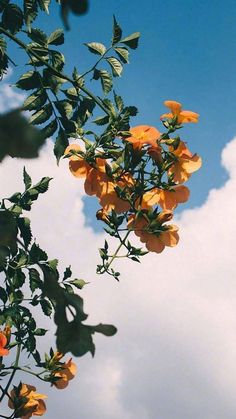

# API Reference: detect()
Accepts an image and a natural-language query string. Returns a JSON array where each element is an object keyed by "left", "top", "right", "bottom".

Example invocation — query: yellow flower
[
  {"left": 141, "top": 185, "right": 190, "bottom": 211},
  {"left": 9, "top": 384, "right": 47, "bottom": 419},
  {"left": 124, "top": 125, "right": 161, "bottom": 149},
  {"left": 127, "top": 211, "right": 179, "bottom": 253},
  {"left": 168, "top": 140, "right": 202, "bottom": 183},
  {"left": 160, "top": 100, "right": 199, "bottom": 124},
  {"left": 52, "top": 358, "right": 77, "bottom": 390}
]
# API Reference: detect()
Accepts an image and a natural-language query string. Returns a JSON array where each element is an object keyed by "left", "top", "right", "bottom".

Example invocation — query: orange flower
[
  {"left": 0, "top": 331, "right": 9, "bottom": 356},
  {"left": 65, "top": 144, "right": 91, "bottom": 178},
  {"left": 168, "top": 141, "right": 202, "bottom": 183},
  {"left": 147, "top": 143, "right": 163, "bottom": 164},
  {"left": 128, "top": 212, "right": 179, "bottom": 253},
  {"left": 84, "top": 158, "right": 109, "bottom": 197},
  {"left": 141, "top": 185, "right": 190, "bottom": 210},
  {"left": 124, "top": 125, "right": 161, "bottom": 149},
  {"left": 160, "top": 100, "right": 199, "bottom": 124},
  {"left": 52, "top": 359, "right": 77, "bottom": 390},
  {"left": 99, "top": 173, "right": 134, "bottom": 213},
  {"left": 9, "top": 384, "right": 47, "bottom": 419}
]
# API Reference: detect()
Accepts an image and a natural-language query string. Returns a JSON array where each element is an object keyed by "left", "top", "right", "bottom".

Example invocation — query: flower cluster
[{"left": 65, "top": 100, "right": 201, "bottom": 260}]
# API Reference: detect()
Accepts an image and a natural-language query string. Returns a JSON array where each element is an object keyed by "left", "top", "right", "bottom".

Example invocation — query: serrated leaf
[
  {"left": 112, "top": 15, "right": 122, "bottom": 45},
  {"left": 18, "top": 217, "right": 32, "bottom": 248},
  {"left": 24, "top": 0, "right": 38, "bottom": 30},
  {"left": 114, "top": 46, "right": 129, "bottom": 64},
  {"left": 40, "top": 299, "right": 52, "bottom": 316},
  {"left": 98, "top": 70, "right": 113, "bottom": 95},
  {"left": 92, "top": 115, "right": 109, "bottom": 126},
  {"left": 63, "top": 266, "right": 72, "bottom": 281},
  {"left": 85, "top": 42, "right": 106, "bottom": 55},
  {"left": 37, "top": 0, "right": 50, "bottom": 13},
  {"left": 106, "top": 57, "right": 123, "bottom": 77},
  {"left": 41, "top": 119, "right": 58, "bottom": 139},
  {"left": 48, "top": 28, "right": 64, "bottom": 45},
  {"left": 15, "top": 71, "right": 41, "bottom": 91},
  {"left": 29, "top": 268, "right": 42, "bottom": 293},
  {"left": 120, "top": 32, "right": 140, "bottom": 49},
  {"left": 54, "top": 128, "right": 69, "bottom": 163},
  {"left": 23, "top": 90, "right": 47, "bottom": 111},
  {"left": 29, "top": 243, "right": 47, "bottom": 263},
  {"left": 30, "top": 103, "right": 53, "bottom": 125},
  {"left": 2, "top": 3, "right": 24, "bottom": 34},
  {"left": 54, "top": 100, "right": 73, "bottom": 118},
  {"left": 50, "top": 50, "right": 65, "bottom": 71},
  {"left": 114, "top": 92, "right": 124, "bottom": 112},
  {"left": 123, "top": 106, "right": 138, "bottom": 116},
  {"left": 23, "top": 167, "right": 32, "bottom": 190},
  {"left": 27, "top": 28, "right": 47, "bottom": 45},
  {"left": 33, "top": 176, "right": 52, "bottom": 193}
]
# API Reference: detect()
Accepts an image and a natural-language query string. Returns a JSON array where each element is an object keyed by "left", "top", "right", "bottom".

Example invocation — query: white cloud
[
  {"left": 0, "top": 77, "right": 25, "bottom": 113},
  {"left": 1, "top": 103, "right": 236, "bottom": 417}
]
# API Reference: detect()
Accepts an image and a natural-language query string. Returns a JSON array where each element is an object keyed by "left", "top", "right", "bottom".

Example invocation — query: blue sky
[
  {"left": 3, "top": 3, "right": 236, "bottom": 417},
  {"left": 8, "top": 0, "right": 236, "bottom": 220}
]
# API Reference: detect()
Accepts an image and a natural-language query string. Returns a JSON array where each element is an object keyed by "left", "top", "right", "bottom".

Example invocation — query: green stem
[
  {"left": 105, "top": 230, "right": 131, "bottom": 271},
  {"left": 0, "top": 27, "right": 110, "bottom": 116},
  {"left": 0, "top": 344, "right": 21, "bottom": 402},
  {"left": 80, "top": 45, "right": 113, "bottom": 79}
]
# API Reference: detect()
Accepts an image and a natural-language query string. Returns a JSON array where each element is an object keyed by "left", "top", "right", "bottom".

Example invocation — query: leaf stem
[
  {"left": 0, "top": 27, "right": 110, "bottom": 116},
  {"left": 0, "top": 344, "right": 21, "bottom": 402}
]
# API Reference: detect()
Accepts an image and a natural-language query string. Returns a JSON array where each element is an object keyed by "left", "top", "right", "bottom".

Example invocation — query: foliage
[{"left": 0, "top": 2, "right": 201, "bottom": 418}]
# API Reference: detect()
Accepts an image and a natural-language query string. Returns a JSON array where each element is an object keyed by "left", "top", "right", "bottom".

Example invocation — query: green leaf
[
  {"left": 23, "top": 90, "right": 47, "bottom": 111},
  {"left": 92, "top": 323, "right": 117, "bottom": 336},
  {"left": 23, "top": 167, "right": 32, "bottom": 190},
  {"left": 30, "top": 104, "right": 53, "bottom": 125},
  {"left": 114, "top": 46, "right": 129, "bottom": 64},
  {"left": 0, "top": 286, "right": 7, "bottom": 304},
  {"left": 0, "top": 36, "right": 8, "bottom": 78},
  {"left": 123, "top": 106, "right": 138, "bottom": 116},
  {"left": 0, "top": 0, "right": 9, "bottom": 13},
  {"left": 98, "top": 70, "right": 113, "bottom": 95},
  {"left": 37, "top": 0, "right": 50, "bottom": 13},
  {"left": 50, "top": 50, "right": 65, "bottom": 71},
  {"left": 120, "top": 32, "right": 140, "bottom": 49},
  {"left": 106, "top": 57, "right": 123, "bottom": 77},
  {"left": 18, "top": 217, "right": 32, "bottom": 248},
  {"left": 23, "top": 0, "right": 38, "bottom": 30},
  {"left": 2, "top": 4, "right": 24, "bottom": 34},
  {"left": 92, "top": 115, "right": 109, "bottom": 126},
  {"left": 0, "top": 246, "right": 9, "bottom": 272},
  {"left": 114, "top": 92, "right": 124, "bottom": 112},
  {"left": 54, "top": 100, "right": 73, "bottom": 118},
  {"left": 48, "top": 28, "right": 64, "bottom": 45},
  {"left": 41, "top": 119, "right": 58, "bottom": 139},
  {"left": 54, "top": 128, "right": 69, "bottom": 163},
  {"left": 29, "top": 107, "right": 51, "bottom": 126},
  {"left": 33, "top": 176, "right": 52, "bottom": 194},
  {"left": 69, "top": 279, "right": 88, "bottom": 289},
  {"left": 40, "top": 299, "right": 52, "bottom": 316},
  {"left": 27, "top": 28, "right": 48, "bottom": 45},
  {"left": 112, "top": 15, "right": 122, "bottom": 45},
  {"left": 0, "top": 210, "right": 17, "bottom": 251},
  {"left": 63, "top": 266, "right": 72, "bottom": 280},
  {"left": 29, "top": 243, "right": 48, "bottom": 263},
  {"left": 29, "top": 268, "right": 42, "bottom": 293},
  {"left": 85, "top": 42, "right": 106, "bottom": 55},
  {"left": 34, "top": 328, "right": 47, "bottom": 336},
  {"left": 15, "top": 71, "right": 41, "bottom": 91}
]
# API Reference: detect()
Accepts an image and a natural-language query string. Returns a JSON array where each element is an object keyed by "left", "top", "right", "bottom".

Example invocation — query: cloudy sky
[{"left": 2, "top": 1, "right": 236, "bottom": 418}]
